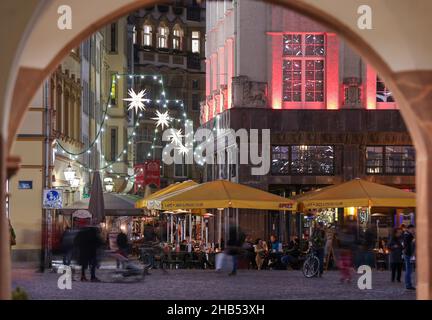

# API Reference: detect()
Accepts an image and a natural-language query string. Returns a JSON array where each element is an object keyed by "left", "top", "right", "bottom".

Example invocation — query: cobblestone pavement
[{"left": 12, "top": 263, "right": 416, "bottom": 300}]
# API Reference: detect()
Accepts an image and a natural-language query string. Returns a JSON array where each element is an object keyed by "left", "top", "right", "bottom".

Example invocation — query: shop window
[{"left": 282, "top": 34, "right": 325, "bottom": 102}]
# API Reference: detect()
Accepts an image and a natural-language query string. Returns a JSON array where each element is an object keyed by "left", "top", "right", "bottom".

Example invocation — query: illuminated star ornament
[
  {"left": 168, "top": 128, "right": 183, "bottom": 146},
  {"left": 152, "top": 110, "right": 171, "bottom": 130},
  {"left": 123, "top": 88, "right": 150, "bottom": 113},
  {"left": 176, "top": 144, "right": 190, "bottom": 156}
]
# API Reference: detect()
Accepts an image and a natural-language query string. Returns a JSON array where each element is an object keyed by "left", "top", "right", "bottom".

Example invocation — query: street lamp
[{"left": 64, "top": 163, "right": 76, "bottom": 183}]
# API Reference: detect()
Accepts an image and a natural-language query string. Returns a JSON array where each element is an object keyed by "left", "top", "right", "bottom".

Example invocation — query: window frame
[
  {"left": 271, "top": 145, "right": 335, "bottom": 176},
  {"left": 142, "top": 24, "right": 153, "bottom": 47},
  {"left": 366, "top": 145, "right": 415, "bottom": 176},
  {"left": 282, "top": 33, "right": 326, "bottom": 109},
  {"left": 157, "top": 25, "right": 169, "bottom": 49},
  {"left": 191, "top": 31, "right": 200, "bottom": 53}
]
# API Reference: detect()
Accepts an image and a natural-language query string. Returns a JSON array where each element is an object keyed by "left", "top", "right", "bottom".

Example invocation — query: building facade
[
  {"left": 203, "top": 0, "right": 415, "bottom": 241},
  {"left": 128, "top": 1, "right": 206, "bottom": 190}
]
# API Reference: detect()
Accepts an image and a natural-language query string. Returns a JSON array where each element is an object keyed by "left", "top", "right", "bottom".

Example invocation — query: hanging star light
[
  {"left": 176, "top": 143, "right": 190, "bottom": 156},
  {"left": 152, "top": 110, "right": 171, "bottom": 130},
  {"left": 168, "top": 128, "right": 184, "bottom": 146},
  {"left": 123, "top": 88, "right": 150, "bottom": 113}
]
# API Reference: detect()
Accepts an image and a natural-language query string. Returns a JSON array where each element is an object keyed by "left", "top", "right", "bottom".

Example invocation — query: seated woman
[{"left": 254, "top": 239, "right": 268, "bottom": 270}]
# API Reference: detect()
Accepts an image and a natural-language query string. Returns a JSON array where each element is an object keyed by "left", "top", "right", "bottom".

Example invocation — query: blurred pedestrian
[
  {"left": 116, "top": 230, "right": 129, "bottom": 269},
  {"left": 60, "top": 226, "right": 76, "bottom": 266},
  {"left": 402, "top": 224, "right": 416, "bottom": 290},
  {"left": 225, "top": 226, "right": 245, "bottom": 276},
  {"left": 388, "top": 228, "right": 403, "bottom": 283},
  {"left": 74, "top": 226, "right": 103, "bottom": 282}
]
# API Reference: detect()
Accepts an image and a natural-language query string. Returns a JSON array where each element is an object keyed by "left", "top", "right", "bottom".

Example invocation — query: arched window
[
  {"left": 132, "top": 25, "right": 136, "bottom": 44},
  {"left": 142, "top": 23, "right": 153, "bottom": 47},
  {"left": 157, "top": 24, "right": 169, "bottom": 49},
  {"left": 172, "top": 24, "right": 183, "bottom": 51}
]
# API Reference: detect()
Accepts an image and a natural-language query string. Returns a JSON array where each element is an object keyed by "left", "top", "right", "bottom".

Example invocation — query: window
[
  {"left": 82, "top": 80, "right": 89, "bottom": 115},
  {"left": 110, "top": 128, "right": 118, "bottom": 161},
  {"left": 157, "top": 25, "right": 169, "bottom": 49},
  {"left": 175, "top": 163, "right": 188, "bottom": 177},
  {"left": 192, "top": 93, "right": 200, "bottom": 111},
  {"left": 271, "top": 145, "right": 334, "bottom": 175},
  {"left": 89, "top": 91, "right": 94, "bottom": 119},
  {"left": 110, "top": 23, "right": 117, "bottom": 52},
  {"left": 172, "top": 25, "right": 183, "bottom": 51},
  {"left": 282, "top": 34, "right": 325, "bottom": 102},
  {"left": 192, "top": 79, "right": 199, "bottom": 89},
  {"left": 110, "top": 74, "right": 117, "bottom": 105},
  {"left": 376, "top": 77, "right": 394, "bottom": 102},
  {"left": 366, "top": 146, "right": 415, "bottom": 175},
  {"left": 291, "top": 145, "right": 333, "bottom": 174},
  {"left": 191, "top": 31, "right": 200, "bottom": 53},
  {"left": 365, "top": 146, "right": 384, "bottom": 174},
  {"left": 271, "top": 146, "right": 290, "bottom": 175},
  {"left": 132, "top": 26, "right": 137, "bottom": 44},
  {"left": 143, "top": 24, "right": 153, "bottom": 46}
]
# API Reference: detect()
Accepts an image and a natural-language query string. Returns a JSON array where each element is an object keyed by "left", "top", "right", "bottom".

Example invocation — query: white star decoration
[
  {"left": 123, "top": 88, "right": 150, "bottom": 113},
  {"left": 152, "top": 110, "right": 171, "bottom": 130},
  {"left": 176, "top": 144, "right": 190, "bottom": 156},
  {"left": 168, "top": 128, "right": 184, "bottom": 146}
]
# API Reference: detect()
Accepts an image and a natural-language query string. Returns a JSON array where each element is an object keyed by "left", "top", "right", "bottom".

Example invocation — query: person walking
[
  {"left": 74, "top": 226, "right": 103, "bottom": 282},
  {"left": 225, "top": 225, "right": 245, "bottom": 276},
  {"left": 60, "top": 226, "right": 76, "bottom": 266},
  {"left": 311, "top": 222, "right": 326, "bottom": 277},
  {"left": 402, "top": 224, "right": 416, "bottom": 290},
  {"left": 116, "top": 230, "right": 129, "bottom": 269},
  {"left": 388, "top": 228, "right": 403, "bottom": 283}
]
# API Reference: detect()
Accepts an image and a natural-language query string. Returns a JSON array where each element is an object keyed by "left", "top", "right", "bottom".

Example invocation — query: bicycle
[{"left": 302, "top": 248, "right": 320, "bottom": 278}]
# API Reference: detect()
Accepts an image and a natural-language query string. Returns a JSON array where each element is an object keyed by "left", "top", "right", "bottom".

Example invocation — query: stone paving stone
[{"left": 11, "top": 266, "right": 416, "bottom": 300}]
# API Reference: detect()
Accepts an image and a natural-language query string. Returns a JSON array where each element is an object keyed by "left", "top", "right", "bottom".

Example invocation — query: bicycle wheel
[{"left": 302, "top": 256, "right": 320, "bottom": 278}]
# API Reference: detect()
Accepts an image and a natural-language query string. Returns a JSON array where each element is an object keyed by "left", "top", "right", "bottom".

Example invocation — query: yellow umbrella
[
  {"left": 297, "top": 178, "right": 415, "bottom": 209},
  {"left": 147, "top": 180, "right": 296, "bottom": 211},
  {"left": 135, "top": 180, "right": 198, "bottom": 208}
]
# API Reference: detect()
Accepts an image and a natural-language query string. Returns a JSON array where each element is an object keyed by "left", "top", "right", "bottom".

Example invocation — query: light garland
[{"left": 57, "top": 72, "right": 196, "bottom": 182}]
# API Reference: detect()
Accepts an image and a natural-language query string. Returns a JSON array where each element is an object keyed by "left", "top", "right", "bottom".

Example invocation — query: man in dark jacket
[
  {"left": 74, "top": 226, "right": 103, "bottom": 282},
  {"left": 403, "top": 224, "right": 415, "bottom": 290},
  {"left": 225, "top": 226, "right": 245, "bottom": 276},
  {"left": 388, "top": 228, "right": 403, "bottom": 282}
]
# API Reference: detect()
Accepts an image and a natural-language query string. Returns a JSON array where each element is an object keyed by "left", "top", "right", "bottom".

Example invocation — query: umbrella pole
[
  {"left": 166, "top": 214, "right": 169, "bottom": 243},
  {"left": 170, "top": 214, "right": 174, "bottom": 244},
  {"left": 218, "top": 209, "right": 222, "bottom": 247},
  {"left": 189, "top": 214, "right": 192, "bottom": 243}
]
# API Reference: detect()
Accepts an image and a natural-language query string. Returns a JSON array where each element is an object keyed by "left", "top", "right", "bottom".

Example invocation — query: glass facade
[
  {"left": 366, "top": 146, "right": 415, "bottom": 175},
  {"left": 271, "top": 145, "right": 334, "bottom": 175}
]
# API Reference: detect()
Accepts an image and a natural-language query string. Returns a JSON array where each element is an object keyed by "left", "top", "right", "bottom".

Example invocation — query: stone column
[{"left": 0, "top": 138, "right": 11, "bottom": 299}]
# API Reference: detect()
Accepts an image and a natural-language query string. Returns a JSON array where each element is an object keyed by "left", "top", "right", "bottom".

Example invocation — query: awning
[
  {"left": 61, "top": 193, "right": 144, "bottom": 216},
  {"left": 135, "top": 180, "right": 198, "bottom": 209},
  {"left": 295, "top": 178, "right": 416, "bottom": 209},
  {"left": 147, "top": 180, "right": 296, "bottom": 211}
]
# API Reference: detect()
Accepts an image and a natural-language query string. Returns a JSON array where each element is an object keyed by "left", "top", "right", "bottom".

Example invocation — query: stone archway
[{"left": 1, "top": 0, "right": 432, "bottom": 299}]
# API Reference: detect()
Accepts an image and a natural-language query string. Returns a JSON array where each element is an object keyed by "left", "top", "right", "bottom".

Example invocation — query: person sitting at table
[
  {"left": 268, "top": 235, "right": 283, "bottom": 269},
  {"left": 180, "top": 239, "right": 188, "bottom": 252},
  {"left": 254, "top": 239, "right": 268, "bottom": 270},
  {"left": 281, "top": 237, "right": 301, "bottom": 269}
]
